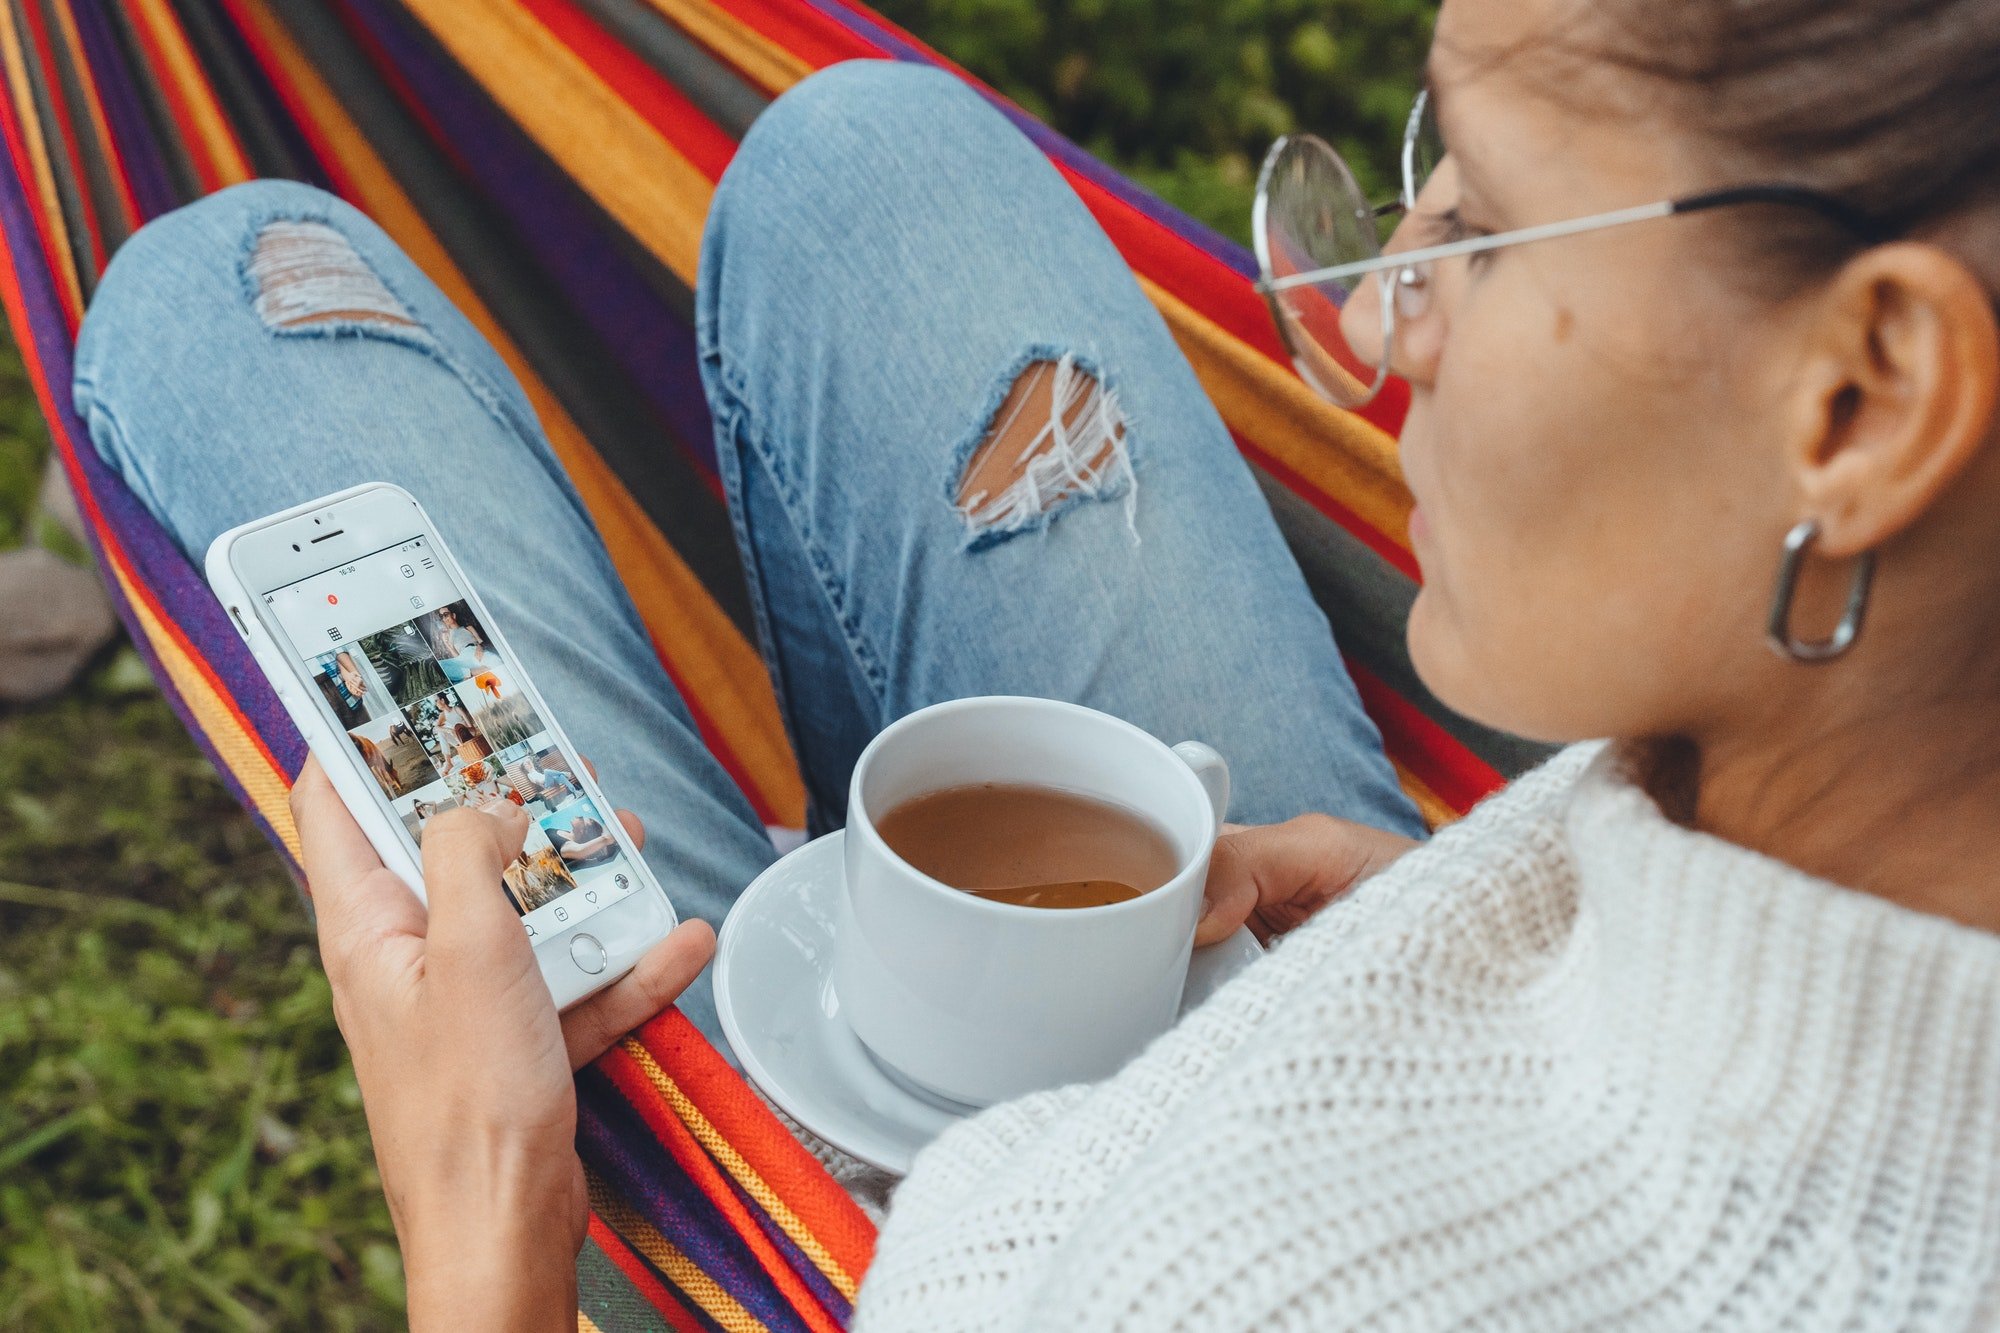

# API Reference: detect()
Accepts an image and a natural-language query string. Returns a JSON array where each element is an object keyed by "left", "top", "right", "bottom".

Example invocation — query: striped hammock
[{"left": 0, "top": 0, "right": 1548, "bottom": 1327}]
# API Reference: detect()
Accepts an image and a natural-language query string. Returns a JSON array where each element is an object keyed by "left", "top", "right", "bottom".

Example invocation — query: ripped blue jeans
[{"left": 72, "top": 59, "right": 1421, "bottom": 1043}]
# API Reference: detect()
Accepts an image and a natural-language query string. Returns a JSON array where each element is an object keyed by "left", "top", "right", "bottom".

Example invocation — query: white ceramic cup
[{"left": 834, "top": 696, "right": 1231, "bottom": 1108}]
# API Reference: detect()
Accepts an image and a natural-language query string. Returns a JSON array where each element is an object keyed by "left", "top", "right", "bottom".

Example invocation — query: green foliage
[
  {"left": 0, "top": 651, "right": 403, "bottom": 1328},
  {"left": 874, "top": 0, "right": 1436, "bottom": 242}
]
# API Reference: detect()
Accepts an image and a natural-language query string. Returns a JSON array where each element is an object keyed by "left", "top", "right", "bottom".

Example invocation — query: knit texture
[{"left": 853, "top": 745, "right": 2000, "bottom": 1330}]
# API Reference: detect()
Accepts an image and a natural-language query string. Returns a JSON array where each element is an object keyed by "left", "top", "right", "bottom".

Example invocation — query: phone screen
[{"left": 261, "top": 534, "right": 641, "bottom": 940}]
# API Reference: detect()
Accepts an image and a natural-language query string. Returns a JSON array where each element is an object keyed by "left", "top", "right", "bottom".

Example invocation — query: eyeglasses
[{"left": 1252, "top": 90, "right": 1890, "bottom": 409}]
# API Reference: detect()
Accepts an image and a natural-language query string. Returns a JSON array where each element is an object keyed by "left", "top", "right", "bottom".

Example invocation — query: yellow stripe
[
  {"left": 234, "top": 0, "right": 806, "bottom": 825},
  {"left": 1391, "top": 758, "right": 1457, "bottom": 831},
  {"left": 577, "top": 1315, "right": 603, "bottom": 1333},
  {"left": 48, "top": 0, "right": 133, "bottom": 234},
  {"left": 398, "top": 0, "right": 712, "bottom": 288},
  {"left": 588, "top": 1175, "right": 771, "bottom": 1333},
  {"left": 638, "top": 0, "right": 811, "bottom": 95},
  {"left": 621, "top": 1039, "right": 859, "bottom": 1301},
  {"left": 0, "top": 0, "right": 85, "bottom": 317},
  {"left": 1140, "top": 275, "right": 1413, "bottom": 553},
  {"left": 125, "top": 0, "right": 252, "bottom": 185}
]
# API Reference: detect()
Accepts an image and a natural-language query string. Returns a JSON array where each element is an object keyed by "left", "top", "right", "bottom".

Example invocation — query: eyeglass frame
[{"left": 1252, "top": 90, "right": 1891, "bottom": 402}]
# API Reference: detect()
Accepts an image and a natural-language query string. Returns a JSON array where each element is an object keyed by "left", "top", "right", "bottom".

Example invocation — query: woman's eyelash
[{"left": 1433, "top": 206, "right": 1488, "bottom": 244}]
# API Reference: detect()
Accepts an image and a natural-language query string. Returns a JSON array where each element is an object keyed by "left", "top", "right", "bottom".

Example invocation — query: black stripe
[
  {"left": 96, "top": 0, "right": 205, "bottom": 210},
  {"left": 6, "top": 0, "right": 95, "bottom": 297},
  {"left": 569, "top": 0, "right": 769, "bottom": 140},
  {"left": 28, "top": 0, "right": 128, "bottom": 256},
  {"left": 1256, "top": 467, "right": 1554, "bottom": 779},
  {"left": 164, "top": 0, "right": 323, "bottom": 183},
  {"left": 261, "top": 0, "right": 756, "bottom": 639}
]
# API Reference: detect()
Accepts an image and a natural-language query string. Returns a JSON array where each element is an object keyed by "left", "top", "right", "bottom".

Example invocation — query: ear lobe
[{"left": 1798, "top": 243, "right": 2000, "bottom": 557}]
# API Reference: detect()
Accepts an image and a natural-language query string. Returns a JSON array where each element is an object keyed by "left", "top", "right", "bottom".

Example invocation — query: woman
[
  {"left": 428, "top": 604, "right": 496, "bottom": 686},
  {"left": 70, "top": 0, "right": 2000, "bottom": 1323}
]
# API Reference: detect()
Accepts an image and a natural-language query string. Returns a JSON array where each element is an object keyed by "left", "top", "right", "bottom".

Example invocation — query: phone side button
[{"left": 568, "top": 933, "right": 607, "bottom": 975}]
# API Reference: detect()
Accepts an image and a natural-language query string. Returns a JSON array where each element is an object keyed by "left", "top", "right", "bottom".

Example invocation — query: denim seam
[
  {"left": 944, "top": 341, "right": 1139, "bottom": 553},
  {"left": 702, "top": 345, "right": 891, "bottom": 713}
]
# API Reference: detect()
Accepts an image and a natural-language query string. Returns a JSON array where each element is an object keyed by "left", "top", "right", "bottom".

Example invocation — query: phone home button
[{"left": 569, "top": 933, "right": 607, "bottom": 976}]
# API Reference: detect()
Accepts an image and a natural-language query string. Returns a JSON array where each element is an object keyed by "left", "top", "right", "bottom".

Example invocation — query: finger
[
  {"left": 581, "top": 756, "right": 597, "bottom": 781},
  {"left": 561, "top": 920, "right": 717, "bottom": 1070},
  {"left": 419, "top": 803, "right": 534, "bottom": 973},
  {"left": 615, "top": 809, "right": 645, "bottom": 853},
  {"left": 1231, "top": 815, "right": 1416, "bottom": 936},
  {"left": 292, "top": 757, "right": 424, "bottom": 943},
  {"left": 1195, "top": 830, "right": 1260, "bottom": 947}
]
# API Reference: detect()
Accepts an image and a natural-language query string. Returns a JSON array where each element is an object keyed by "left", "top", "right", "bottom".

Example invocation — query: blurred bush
[{"left": 874, "top": 0, "right": 1435, "bottom": 240}]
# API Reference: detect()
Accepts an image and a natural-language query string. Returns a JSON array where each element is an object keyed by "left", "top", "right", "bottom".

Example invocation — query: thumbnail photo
[
  {"left": 358, "top": 621, "right": 449, "bottom": 708},
  {"left": 464, "top": 674, "right": 543, "bottom": 752},
  {"left": 397, "top": 786, "right": 461, "bottom": 845},
  {"left": 407, "top": 687, "right": 492, "bottom": 780},
  {"left": 415, "top": 601, "right": 517, "bottom": 697},
  {"left": 444, "top": 756, "right": 520, "bottom": 814},
  {"left": 502, "top": 825, "right": 577, "bottom": 915},
  {"left": 494, "top": 742, "right": 585, "bottom": 820},
  {"left": 538, "top": 795, "right": 622, "bottom": 886},
  {"left": 348, "top": 711, "right": 441, "bottom": 800},
  {"left": 309, "top": 646, "right": 394, "bottom": 730}
]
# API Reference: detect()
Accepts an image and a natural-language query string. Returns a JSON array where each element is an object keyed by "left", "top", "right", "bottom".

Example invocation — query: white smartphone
[{"left": 206, "top": 482, "right": 677, "bottom": 1010}]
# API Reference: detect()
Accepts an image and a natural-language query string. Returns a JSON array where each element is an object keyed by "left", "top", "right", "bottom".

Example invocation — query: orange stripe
[
  {"left": 397, "top": 0, "right": 712, "bottom": 287},
  {"left": 586, "top": 1212, "right": 710, "bottom": 1333},
  {"left": 586, "top": 1177, "right": 772, "bottom": 1333},
  {"left": 230, "top": 0, "right": 805, "bottom": 826},
  {"left": 601, "top": 1044, "right": 849, "bottom": 1325},
  {"left": 638, "top": 0, "right": 811, "bottom": 93},
  {"left": 1141, "top": 273, "right": 1412, "bottom": 558},
  {"left": 636, "top": 1011, "right": 876, "bottom": 1280},
  {"left": 124, "top": 0, "right": 252, "bottom": 189},
  {"left": 47, "top": 0, "right": 139, "bottom": 235},
  {"left": 0, "top": 0, "right": 82, "bottom": 322},
  {"left": 15, "top": 0, "right": 107, "bottom": 273}
]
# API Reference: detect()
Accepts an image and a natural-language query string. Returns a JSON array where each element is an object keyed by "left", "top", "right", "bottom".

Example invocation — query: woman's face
[{"left": 1344, "top": 0, "right": 1809, "bottom": 743}]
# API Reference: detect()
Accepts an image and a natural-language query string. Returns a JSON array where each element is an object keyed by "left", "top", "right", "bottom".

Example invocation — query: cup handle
[{"left": 1171, "top": 741, "right": 1231, "bottom": 833}]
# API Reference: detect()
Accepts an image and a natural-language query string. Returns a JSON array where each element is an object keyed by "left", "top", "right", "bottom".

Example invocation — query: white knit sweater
[{"left": 853, "top": 745, "right": 2000, "bottom": 1330}]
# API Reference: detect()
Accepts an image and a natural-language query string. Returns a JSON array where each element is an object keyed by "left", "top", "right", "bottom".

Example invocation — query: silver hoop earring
[{"left": 1766, "top": 518, "right": 1875, "bottom": 663}]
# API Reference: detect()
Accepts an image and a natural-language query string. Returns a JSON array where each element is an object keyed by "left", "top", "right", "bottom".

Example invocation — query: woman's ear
[{"left": 1786, "top": 242, "right": 2000, "bottom": 556}]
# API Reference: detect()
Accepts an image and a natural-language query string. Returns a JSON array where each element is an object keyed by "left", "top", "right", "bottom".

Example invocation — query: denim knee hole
[
  {"left": 951, "top": 351, "right": 1138, "bottom": 550},
  {"left": 245, "top": 220, "right": 421, "bottom": 335}
]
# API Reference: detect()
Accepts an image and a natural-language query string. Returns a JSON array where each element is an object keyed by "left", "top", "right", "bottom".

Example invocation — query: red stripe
[
  {"left": 213, "top": 0, "right": 363, "bottom": 199},
  {"left": 636, "top": 1010, "right": 877, "bottom": 1279},
  {"left": 120, "top": 2, "right": 232, "bottom": 193},
  {"left": 52, "top": 0, "right": 141, "bottom": 233},
  {"left": 17, "top": 0, "right": 107, "bottom": 273},
  {"left": 519, "top": 0, "right": 736, "bottom": 183},
  {"left": 1350, "top": 661, "right": 1504, "bottom": 815},
  {"left": 585, "top": 1212, "right": 710, "bottom": 1333},
  {"left": 599, "top": 1044, "right": 847, "bottom": 1333}
]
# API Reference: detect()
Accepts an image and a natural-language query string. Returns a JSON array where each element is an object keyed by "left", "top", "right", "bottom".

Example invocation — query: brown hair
[{"left": 1569, "top": 0, "right": 2000, "bottom": 278}]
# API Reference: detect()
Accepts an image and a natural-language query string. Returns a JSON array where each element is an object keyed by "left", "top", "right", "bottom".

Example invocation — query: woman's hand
[
  {"left": 291, "top": 757, "right": 715, "bottom": 1331},
  {"left": 1194, "top": 814, "right": 1419, "bottom": 947}
]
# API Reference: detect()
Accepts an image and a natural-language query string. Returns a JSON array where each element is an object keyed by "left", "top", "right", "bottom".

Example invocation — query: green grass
[
  {"left": 0, "top": 331, "right": 403, "bottom": 1327},
  {"left": 0, "top": 4, "right": 1433, "bottom": 1324}
]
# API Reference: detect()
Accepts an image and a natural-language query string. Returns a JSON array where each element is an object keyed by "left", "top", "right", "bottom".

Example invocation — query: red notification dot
[{"left": 326, "top": 594, "right": 339, "bottom": 605}]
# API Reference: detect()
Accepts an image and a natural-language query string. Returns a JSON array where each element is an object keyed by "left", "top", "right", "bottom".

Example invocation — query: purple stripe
[
  {"left": 337, "top": 0, "right": 719, "bottom": 475},
  {"left": 577, "top": 1067, "right": 818, "bottom": 1333},
  {"left": 725, "top": 1168, "right": 851, "bottom": 1325},
  {"left": 0, "top": 70, "right": 306, "bottom": 865},
  {"left": 65, "top": 0, "right": 176, "bottom": 221},
  {"left": 784, "top": 0, "right": 1259, "bottom": 279}
]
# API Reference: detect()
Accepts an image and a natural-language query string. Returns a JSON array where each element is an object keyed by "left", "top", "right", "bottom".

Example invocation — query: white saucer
[{"left": 715, "top": 830, "right": 1265, "bottom": 1175}]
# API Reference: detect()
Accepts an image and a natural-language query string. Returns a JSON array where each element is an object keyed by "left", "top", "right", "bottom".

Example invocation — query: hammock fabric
[{"left": 0, "top": 0, "right": 1550, "bottom": 1327}]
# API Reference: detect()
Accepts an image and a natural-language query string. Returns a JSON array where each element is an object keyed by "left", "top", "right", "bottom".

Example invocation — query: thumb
[
  {"left": 418, "top": 804, "right": 533, "bottom": 976},
  {"left": 1196, "top": 830, "right": 1259, "bottom": 947}
]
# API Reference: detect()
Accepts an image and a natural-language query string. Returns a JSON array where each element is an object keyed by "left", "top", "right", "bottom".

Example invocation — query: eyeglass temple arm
[
  {"left": 1260, "top": 200, "right": 1675, "bottom": 294},
  {"left": 1263, "top": 185, "right": 1886, "bottom": 295}
]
